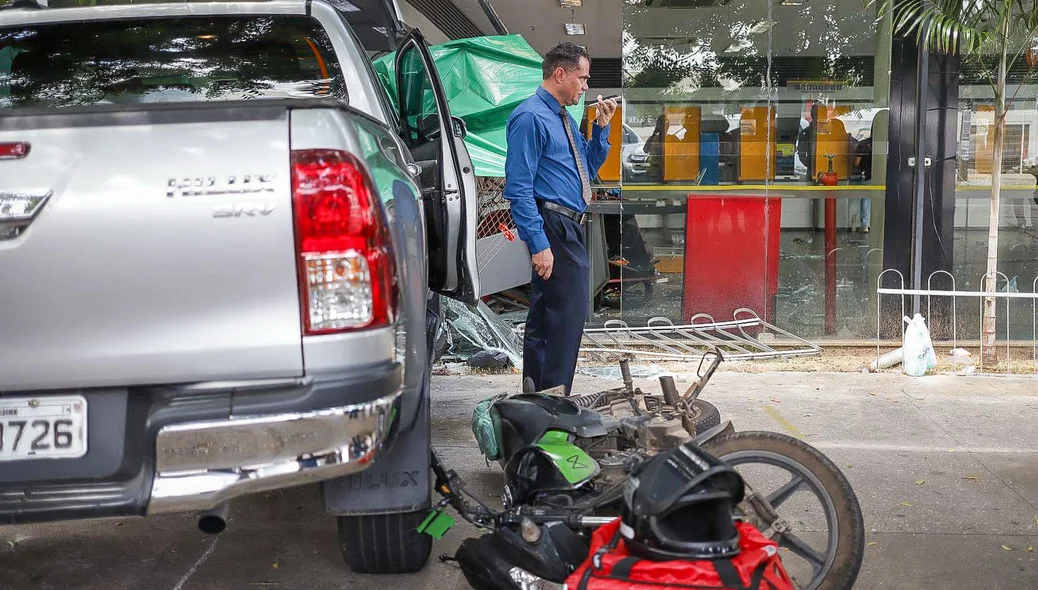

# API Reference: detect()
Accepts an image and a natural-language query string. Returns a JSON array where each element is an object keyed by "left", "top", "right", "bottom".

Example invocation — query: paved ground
[{"left": 1, "top": 370, "right": 1037, "bottom": 589}]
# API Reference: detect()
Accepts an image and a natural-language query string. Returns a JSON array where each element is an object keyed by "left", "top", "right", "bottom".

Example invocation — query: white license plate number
[{"left": 0, "top": 395, "right": 87, "bottom": 461}]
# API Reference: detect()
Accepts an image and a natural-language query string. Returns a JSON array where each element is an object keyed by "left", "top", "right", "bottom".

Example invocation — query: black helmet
[{"left": 619, "top": 441, "right": 745, "bottom": 561}]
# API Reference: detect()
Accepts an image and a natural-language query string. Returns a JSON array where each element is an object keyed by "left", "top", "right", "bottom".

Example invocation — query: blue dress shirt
[{"left": 503, "top": 86, "right": 611, "bottom": 255}]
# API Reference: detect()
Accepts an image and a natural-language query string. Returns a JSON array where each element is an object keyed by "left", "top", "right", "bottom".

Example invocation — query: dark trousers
[{"left": 522, "top": 208, "right": 589, "bottom": 395}]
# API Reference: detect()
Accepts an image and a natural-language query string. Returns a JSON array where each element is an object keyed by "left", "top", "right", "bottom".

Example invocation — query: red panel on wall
[{"left": 681, "top": 196, "right": 781, "bottom": 325}]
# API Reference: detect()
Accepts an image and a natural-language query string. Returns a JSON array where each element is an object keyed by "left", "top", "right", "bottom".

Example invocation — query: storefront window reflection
[
  {"left": 599, "top": 0, "right": 893, "bottom": 340},
  {"left": 950, "top": 54, "right": 1038, "bottom": 341}
]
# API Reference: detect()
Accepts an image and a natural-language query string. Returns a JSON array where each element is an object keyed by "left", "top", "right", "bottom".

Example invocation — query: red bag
[{"left": 564, "top": 518, "right": 795, "bottom": 590}]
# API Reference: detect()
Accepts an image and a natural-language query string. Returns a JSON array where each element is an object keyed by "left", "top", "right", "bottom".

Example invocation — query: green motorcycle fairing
[{"left": 535, "top": 430, "right": 600, "bottom": 485}]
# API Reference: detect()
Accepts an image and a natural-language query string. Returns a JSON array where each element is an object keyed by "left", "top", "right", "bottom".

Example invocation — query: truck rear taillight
[
  {"left": 291, "top": 149, "right": 395, "bottom": 335},
  {"left": 0, "top": 142, "right": 30, "bottom": 160}
]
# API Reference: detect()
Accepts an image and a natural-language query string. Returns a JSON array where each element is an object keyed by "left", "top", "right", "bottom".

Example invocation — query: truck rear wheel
[{"left": 337, "top": 510, "right": 433, "bottom": 574}]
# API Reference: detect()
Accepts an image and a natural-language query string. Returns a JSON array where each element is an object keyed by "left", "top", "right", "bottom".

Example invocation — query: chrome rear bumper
[{"left": 146, "top": 389, "right": 400, "bottom": 514}]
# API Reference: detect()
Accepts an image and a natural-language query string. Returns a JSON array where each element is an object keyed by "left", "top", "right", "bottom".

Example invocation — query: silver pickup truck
[{"left": 0, "top": 0, "right": 479, "bottom": 574}]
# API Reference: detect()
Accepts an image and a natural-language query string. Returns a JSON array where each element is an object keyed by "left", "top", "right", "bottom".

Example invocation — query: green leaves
[
  {"left": 871, "top": 0, "right": 1038, "bottom": 59},
  {"left": 878, "top": 0, "right": 998, "bottom": 55}
]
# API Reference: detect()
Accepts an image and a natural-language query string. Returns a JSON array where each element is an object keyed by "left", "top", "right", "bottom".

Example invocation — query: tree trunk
[{"left": 981, "top": 15, "right": 1011, "bottom": 366}]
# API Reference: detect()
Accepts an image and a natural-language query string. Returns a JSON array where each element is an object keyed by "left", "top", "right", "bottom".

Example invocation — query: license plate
[{"left": 0, "top": 395, "right": 87, "bottom": 461}]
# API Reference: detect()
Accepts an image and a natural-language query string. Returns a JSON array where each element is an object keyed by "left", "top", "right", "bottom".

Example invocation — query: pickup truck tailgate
[{"left": 0, "top": 108, "right": 303, "bottom": 390}]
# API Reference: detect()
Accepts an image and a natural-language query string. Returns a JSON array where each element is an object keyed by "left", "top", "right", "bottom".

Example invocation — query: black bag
[{"left": 455, "top": 521, "right": 590, "bottom": 590}]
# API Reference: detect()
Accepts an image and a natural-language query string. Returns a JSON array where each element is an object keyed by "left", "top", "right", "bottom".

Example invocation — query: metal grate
[
  {"left": 475, "top": 176, "right": 518, "bottom": 273},
  {"left": 405, "top": 0, "right": 484, "bottom": 40},
  {"left": 589, "top": 57, "right": 623, "bottom": 89}
]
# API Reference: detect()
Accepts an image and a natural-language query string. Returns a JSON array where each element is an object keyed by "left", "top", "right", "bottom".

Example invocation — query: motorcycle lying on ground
[{"left": 426, "top": 351, "right": 865, "bottom": 590}]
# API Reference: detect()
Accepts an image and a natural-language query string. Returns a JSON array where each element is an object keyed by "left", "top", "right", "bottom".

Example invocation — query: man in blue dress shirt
[{"left": 503, "top": 41, "right": 616, "bottom": 395}]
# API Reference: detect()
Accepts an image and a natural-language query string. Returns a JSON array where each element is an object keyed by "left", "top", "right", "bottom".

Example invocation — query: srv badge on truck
[{"left": 213, "top": 203, "right": 277, "bottom": 218}]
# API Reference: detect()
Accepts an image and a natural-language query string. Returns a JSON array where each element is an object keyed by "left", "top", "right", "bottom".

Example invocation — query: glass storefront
[
  {"left": 582, "top": 0, "right": 1037, "bottom": 343},
  {"left": 950, "top": 51, "right": 1038, "bottom": 340},
  {"left": 588, "top": 0, "right": 896, "bottom": 340}
]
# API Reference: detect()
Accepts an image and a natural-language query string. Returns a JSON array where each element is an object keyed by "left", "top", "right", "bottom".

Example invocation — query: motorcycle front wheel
[{"left": 701, "top": 431, "right": 865, "bottom": 590}]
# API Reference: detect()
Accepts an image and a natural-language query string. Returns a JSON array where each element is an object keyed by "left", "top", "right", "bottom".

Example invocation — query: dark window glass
[{"left": 0, "top": 16, "right": 347, "bottom": 109}]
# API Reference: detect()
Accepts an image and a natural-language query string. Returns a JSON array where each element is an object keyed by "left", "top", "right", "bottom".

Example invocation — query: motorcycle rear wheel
[{"left": 701, "top": 431, "right": 864, "bottom": 590}]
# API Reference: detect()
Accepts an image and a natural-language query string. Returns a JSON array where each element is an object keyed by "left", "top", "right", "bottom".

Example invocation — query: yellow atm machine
[
  {"left": 587, "top": 102, "right": 624, "bottom": 182},
  {"left": 663, "top": 106, "right": 701, "bottom": 182},
  {"left": 739, "top": 106, "right": 776, "bottom": 181},
  {"left": 971, "top": 105, "right": 996, "bottom": 174},
  {"left": 813, "top": 105, "right": 852, "bottom": 181}
]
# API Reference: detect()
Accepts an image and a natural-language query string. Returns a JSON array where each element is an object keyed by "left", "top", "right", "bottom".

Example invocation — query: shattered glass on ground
[
  {"left": 441, "top": 296, "right": 523, "bottom": 370},
  {"left": 576, "top": 363, "right": 671, "bottom": 380}
]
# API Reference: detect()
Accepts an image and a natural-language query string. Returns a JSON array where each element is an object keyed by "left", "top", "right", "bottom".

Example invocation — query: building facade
[{"left": 592, "top": 0, "right": 1038, "bottom": 342}]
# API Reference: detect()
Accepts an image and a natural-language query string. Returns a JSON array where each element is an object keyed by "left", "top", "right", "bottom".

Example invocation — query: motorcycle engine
[{"left": 598, "top": 451, "right": 645, "bottom": 486}]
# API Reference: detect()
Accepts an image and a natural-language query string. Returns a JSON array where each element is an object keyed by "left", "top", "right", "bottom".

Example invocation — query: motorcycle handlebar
[{"left": 500, "top": 513, "right": 617, "bottom": 528}]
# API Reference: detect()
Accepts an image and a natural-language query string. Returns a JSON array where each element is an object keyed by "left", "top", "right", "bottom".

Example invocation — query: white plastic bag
[{"left": 902, "top": 314, "right": 937, "bottom": 377}]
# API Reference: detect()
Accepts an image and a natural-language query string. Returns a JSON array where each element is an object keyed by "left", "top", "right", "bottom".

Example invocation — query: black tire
[
  {"left": 690, "top": 400, "right": 721, "bottom": 432},
  {"left": 337, "top": 510, "right": 433, "bottom": 574},
  {"left": 701, "top": 431, "right": 865, "bottom": 590}
]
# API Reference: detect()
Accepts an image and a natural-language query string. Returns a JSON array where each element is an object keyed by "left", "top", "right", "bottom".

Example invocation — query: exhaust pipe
[{"left": 198, "top": 502, "right": 230, "bottom": 535}]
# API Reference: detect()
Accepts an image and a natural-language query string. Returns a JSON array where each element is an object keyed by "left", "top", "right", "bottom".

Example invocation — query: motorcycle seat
[{"left": 492, "top": 394, "right": 611, "bottom": 461}]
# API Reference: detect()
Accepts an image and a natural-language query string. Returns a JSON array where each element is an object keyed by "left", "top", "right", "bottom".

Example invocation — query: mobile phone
[{"left": 586, "top": 94, "right": 620, "bottom": 108}]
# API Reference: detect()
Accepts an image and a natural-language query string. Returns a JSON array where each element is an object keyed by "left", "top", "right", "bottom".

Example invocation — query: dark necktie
[{"left": 559, "top": 107, "right": 593, "bottom": 207}]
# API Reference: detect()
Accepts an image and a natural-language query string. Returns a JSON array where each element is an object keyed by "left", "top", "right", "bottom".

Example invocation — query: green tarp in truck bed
[{"left": 372, "top": 34, "right": 585, "bottom": 178}]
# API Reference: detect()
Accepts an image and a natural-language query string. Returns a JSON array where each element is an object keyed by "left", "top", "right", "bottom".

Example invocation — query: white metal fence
[{"left": 876, "top": 269, "right": 1038, "bottom": 376}]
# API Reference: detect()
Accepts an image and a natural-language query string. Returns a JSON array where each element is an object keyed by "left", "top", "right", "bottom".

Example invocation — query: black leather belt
[{"left": 537, "top": 199, "right": 588, "bottom": 225}]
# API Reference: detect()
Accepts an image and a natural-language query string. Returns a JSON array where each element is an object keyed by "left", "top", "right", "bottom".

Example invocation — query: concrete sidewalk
[{"left": 0, "top": 370, "right": 1035, "bottom": 589}]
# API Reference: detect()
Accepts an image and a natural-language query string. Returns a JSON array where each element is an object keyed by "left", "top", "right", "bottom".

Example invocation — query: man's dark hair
[{"left": 542, "top": 42, "right": 590, "bottom": 80}]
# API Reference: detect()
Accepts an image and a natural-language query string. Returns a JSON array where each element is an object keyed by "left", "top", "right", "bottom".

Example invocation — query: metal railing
[
  {"left": 579, "top": 308, "right": 821, "bottom": 362},
  {"left": 876, "top": 269, "right": 1038, "bottom": 376}
]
